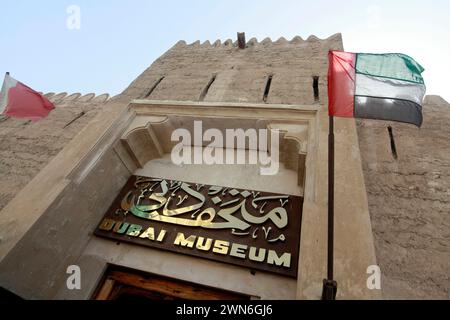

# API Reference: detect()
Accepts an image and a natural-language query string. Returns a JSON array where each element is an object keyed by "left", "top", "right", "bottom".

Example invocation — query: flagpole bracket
[{"left": 321, "top": 279, "right": 338, "bottom": 300}]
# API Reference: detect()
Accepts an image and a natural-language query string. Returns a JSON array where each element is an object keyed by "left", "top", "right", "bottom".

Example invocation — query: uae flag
[
  {"left": 328, "top": 51, "right": 425, "bottom": 127},
  {"left": 0, "top": 73, "right": 55, "bottom": 120}
]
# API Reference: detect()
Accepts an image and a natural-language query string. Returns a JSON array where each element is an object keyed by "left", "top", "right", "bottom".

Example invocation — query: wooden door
[{"left": 93, "top": 265, "right": 251, "bottom": 300}]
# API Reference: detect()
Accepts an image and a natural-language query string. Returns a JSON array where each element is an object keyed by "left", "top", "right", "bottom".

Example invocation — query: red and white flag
[{"left": 0, "top": 73, "right": 55, "bottom": 121}]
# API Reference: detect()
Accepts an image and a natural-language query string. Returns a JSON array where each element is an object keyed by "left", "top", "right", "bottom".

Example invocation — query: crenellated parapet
[
  {"left": 42, "top": 92, "right": 111, "bottom": 104},
  {"left": 122, "top": 33, "right": 344, "bottom": 104},
  {"left": 172, "top": 33, "right": 342, "bottom": 49}
]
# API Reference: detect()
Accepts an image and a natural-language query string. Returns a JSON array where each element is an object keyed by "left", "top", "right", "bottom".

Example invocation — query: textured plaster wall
[
  {"left": 1, "top": 34, "right": 369, "bottom": 300},
  {"left": 0, "top": 93, "right": 134, "bottom": 298},
  {"left": 129, "top": 36, "right": 447, "bottom": 299},
  {"left": 0, "top": 34, "right": 342, "bottom": 215},
  {"left": 120, "top": 35, "right": 379, "bottom": 299},
  {"left": 0, "top": 93, "right": 110, "bottom": 211},
  {"left": 122, "top": 35, "right": 341, "bottom": 104},
  {"left": 0, "top": 33, "right": 447, "bottom": 299},
  {"left": 0, "top": 34, "right": 376, "bottom": 300},
  {"left": 356, "top": 95, "right": 450, "bottom": 299}
]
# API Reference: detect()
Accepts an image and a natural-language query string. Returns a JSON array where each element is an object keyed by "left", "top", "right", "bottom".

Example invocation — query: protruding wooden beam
[{"left": 237, "top": 32, "right": 246, "bottom": 49}]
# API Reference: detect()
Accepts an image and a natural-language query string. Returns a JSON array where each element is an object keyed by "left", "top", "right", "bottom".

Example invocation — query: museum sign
[{"left": 95, "top": 176, "right": 303, "bottom": 278}]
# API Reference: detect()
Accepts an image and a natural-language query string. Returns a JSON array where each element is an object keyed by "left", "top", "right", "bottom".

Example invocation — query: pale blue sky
[{"left": 1, "top": 1, "right": 449, "bottom": 101}]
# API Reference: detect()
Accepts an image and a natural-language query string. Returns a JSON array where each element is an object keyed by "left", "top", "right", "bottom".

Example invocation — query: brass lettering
[
  {"left": 249, "top": 247, "right": 266, "bottom": 262},
  {"left": 157, "top": 229, "right": 167, "bottom": 242},
  {"left": 230, "top": 243, "right": 247, "bottom": 259},
  {"left": 267, "top": 250, "right": 291, "bottom": 268},
  {"left": 113, "top": 222, "right": 129, "bottom": 234},
  {"left": 99, "top": 219, "right": 115, "bottom": 231},
  {"left": 95, "top": 175, "right": 302, "bottom": 278},
  {"left": 126, "top": 224, "right": 142, "bottom": 237},
  {"left": 212, "top": 240, "right": 230, "bottom": 255},
  {"left": 139, "top": 227, "right": 156, "bottom": 240},
  {"left": 196, "top": 237, "right": 213, "bottom": 251},
  {"left": 140, "top": 227, "right": 167, "bottom": 242},
  {"left": 174, "top": 233, "right": 196, "bottom": 248}
]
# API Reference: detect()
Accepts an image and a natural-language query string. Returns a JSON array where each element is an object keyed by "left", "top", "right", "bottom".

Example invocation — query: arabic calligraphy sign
[{"left": 94, "top": 176, "right": 303, "bottom": 278}]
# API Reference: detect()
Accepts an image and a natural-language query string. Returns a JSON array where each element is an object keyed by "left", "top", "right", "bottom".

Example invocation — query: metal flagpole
[{"left": 322, "top": 115, "right": 338, "bottom": 300}]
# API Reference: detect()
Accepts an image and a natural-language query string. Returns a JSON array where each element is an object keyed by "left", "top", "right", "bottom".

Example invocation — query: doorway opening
[{"left": 92, "top": 265, "right": 252, "bottom": 300}]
